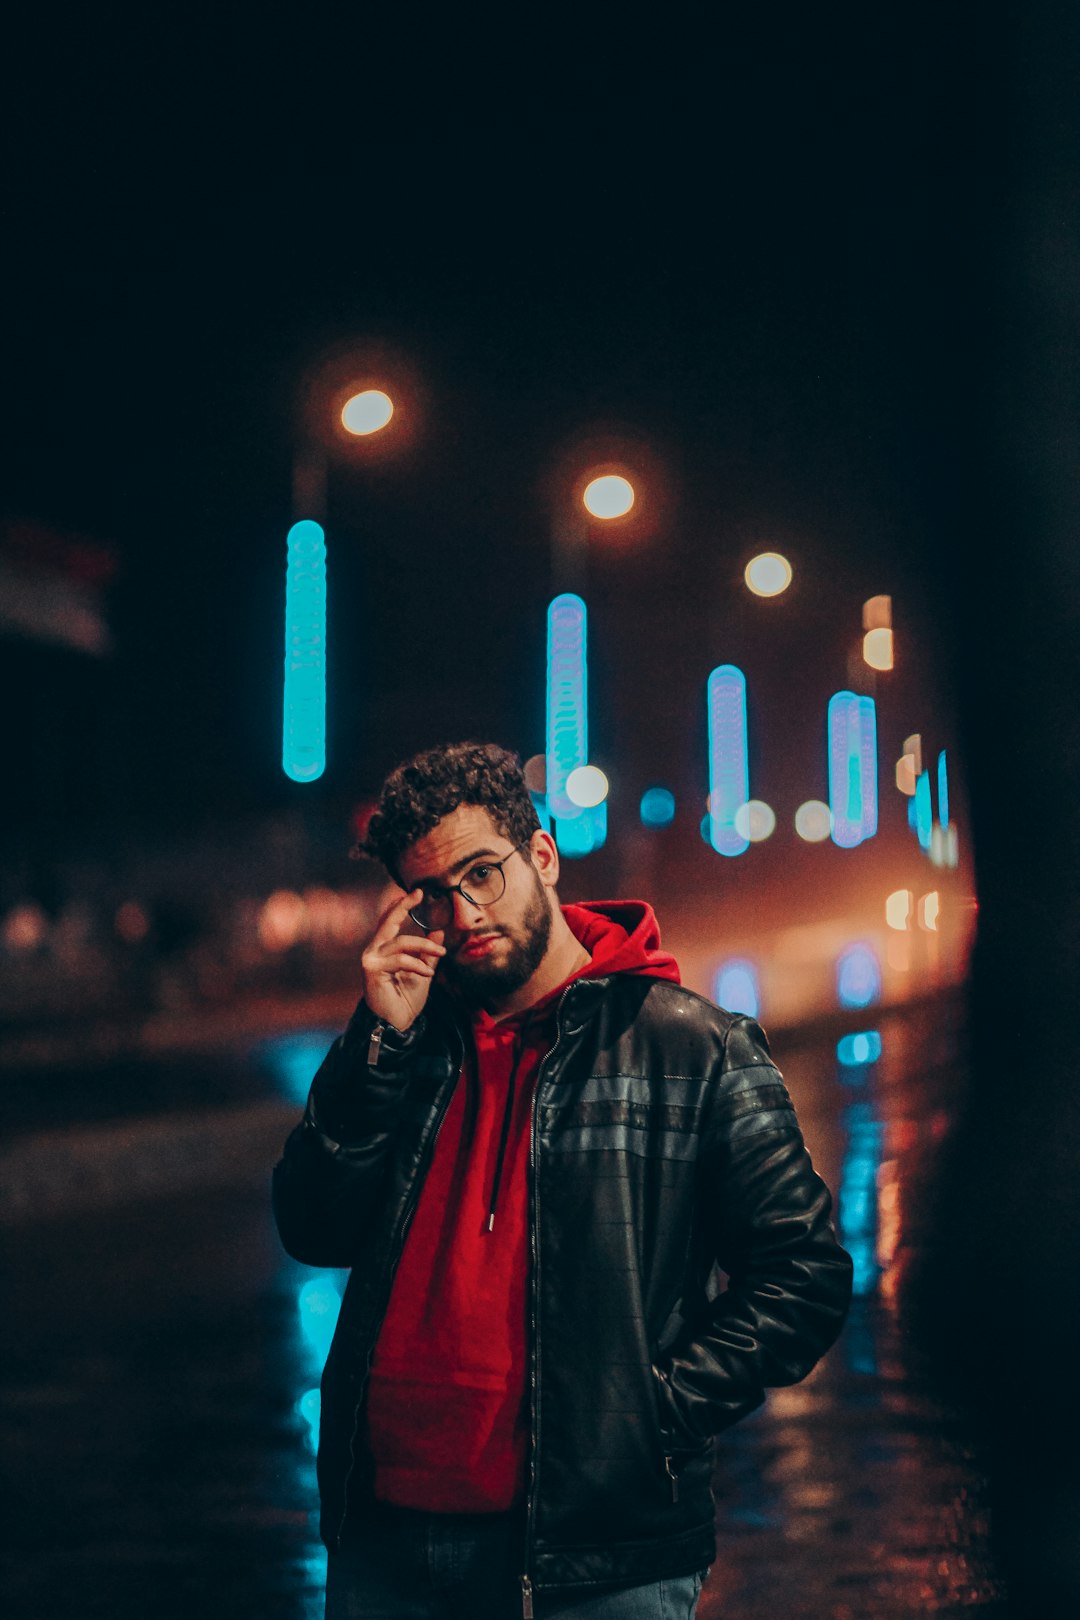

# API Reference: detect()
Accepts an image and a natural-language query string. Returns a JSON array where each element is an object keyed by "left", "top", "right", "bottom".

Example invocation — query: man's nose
[{"left": 451, "top": 889, "right": 486, "bottom": 928}]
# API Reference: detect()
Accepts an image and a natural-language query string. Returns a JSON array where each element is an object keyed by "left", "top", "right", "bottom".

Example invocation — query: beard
[{"left": 443, "top": 871, "right": 553, "bottom": 1008}]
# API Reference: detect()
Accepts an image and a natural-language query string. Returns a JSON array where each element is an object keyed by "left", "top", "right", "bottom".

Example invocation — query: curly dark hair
[{"left": 355, "top": 741, "right": 541, "bottom": 881}]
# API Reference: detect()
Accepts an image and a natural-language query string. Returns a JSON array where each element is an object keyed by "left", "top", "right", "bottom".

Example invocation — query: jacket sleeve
[
  {"left": 271, "top": 999, "right": 425, "bottom": 1268},
  {"left": 654, "top": 1017, "right": 853, "bottom": 1442}
]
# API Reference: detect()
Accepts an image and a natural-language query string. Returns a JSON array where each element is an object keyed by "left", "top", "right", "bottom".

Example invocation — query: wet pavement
[{"left": 1, "top": 1004, "right": 1009, "bottom": 1618}]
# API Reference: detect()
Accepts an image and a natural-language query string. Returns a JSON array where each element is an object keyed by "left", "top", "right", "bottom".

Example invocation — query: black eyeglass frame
[{"left": 407, "top": 839, "right": 533, "bottom": 933}]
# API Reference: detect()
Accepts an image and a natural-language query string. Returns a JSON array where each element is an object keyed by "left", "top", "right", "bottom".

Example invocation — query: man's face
[{"left": 396, "top": 805, "right": 555, "bottom": 1005}]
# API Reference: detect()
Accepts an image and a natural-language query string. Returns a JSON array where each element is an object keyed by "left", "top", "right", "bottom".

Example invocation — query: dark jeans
[{"left": 324, "top": 1499, "right": 707, "bottom": 1620}]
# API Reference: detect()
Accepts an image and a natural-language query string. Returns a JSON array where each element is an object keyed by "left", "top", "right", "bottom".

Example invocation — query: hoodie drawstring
[{"left": 486, "top": 1012, "right": 533, "bottom": 1233}]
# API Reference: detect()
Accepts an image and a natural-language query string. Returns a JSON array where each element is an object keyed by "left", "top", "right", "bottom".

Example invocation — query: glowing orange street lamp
[
  {"left": 341, "top": 389, "right": 394, "bottom": 437},
  {"left": 583, "top": 474, "right": 636, "bottom": 519}
]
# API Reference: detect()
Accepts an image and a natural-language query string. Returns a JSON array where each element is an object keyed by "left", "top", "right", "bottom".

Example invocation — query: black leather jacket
[{"left": 272, "top": 974, "right": 852, "bottom": 1604}]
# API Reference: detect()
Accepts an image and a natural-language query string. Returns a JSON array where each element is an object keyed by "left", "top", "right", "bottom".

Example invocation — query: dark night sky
[{"left": 2, "top": 6, "right": 984, "bottom": 860}]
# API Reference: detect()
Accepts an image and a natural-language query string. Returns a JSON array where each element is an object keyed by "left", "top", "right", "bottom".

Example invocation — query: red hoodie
[{"left": 363, "top": 900, "right": 680, "bottom": 1513}]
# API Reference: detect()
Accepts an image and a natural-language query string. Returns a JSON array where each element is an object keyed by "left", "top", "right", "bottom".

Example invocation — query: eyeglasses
[{"left": 407, "top": 840, "right": 531, "bottom": 933}]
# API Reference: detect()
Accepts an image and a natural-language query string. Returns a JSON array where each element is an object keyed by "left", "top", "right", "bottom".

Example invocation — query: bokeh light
[
  {"left": 828, "top": 692, "right": 877, "bottom": 847},
  {"left": 707, "top": 665, "right": 750, "bottom": 856},
  {"left": 744, "top": 553, "right": 793, "bottom": 597},
  {"left": 282, "top": 519, "right": 326, "bottom": 784},
  {"left": 918, "top": 891, "right": 941, "bottom": 931},
  {"left": 566, "top": 765, "right": 609, "bottom": 808},
  {"left": 937, "top": 750, "right": 950, "bottom": 828},
  {"left": 640, "top": 786, "right": 675, "bottom": 827},
  {"left": 795, "top": 800, "right": 832, "bottom": 842},
  {"left": 114, "top": 900, "right": 150, "bottom": 944},
  {"left": 836, "top": 943, "right": 882, "bottom": 1009},
  {"left": 862, "top": 595, "right": 892, "bottom": 631},
  {"left": 895, "top": 753, "right": 917, "bottom": 795},
  {"left": 298, "top": 1278, "right": 342, "bottom": 1365},
  {"left": 714, "top": 958, "right": 761, "bottom": 1018},
  {"left": 546, "top": 594, "right": 588, "bottom": 824},
  {"left": 885, "top": 890, "right": 913, "bottom": 931},
  {"left": 341, "top": 389, "right": 393, "bottom": 436},
  {"left": 259, "top": 890, "right": 308, "bottom": 951},
  {"left": 915, "top": 770, "right": 933, "bottom": 850},
  {"left": 838, "top": 1031, "right": 883, "bottom": 1066},
  {"left": 2, "top": 902, "right": 49, "bottom": 951},
  {"left": 583, "top": 474, "right": 635, "bottom": 518},
  {"left": 863, "top": 628, "right": 894, "bottom": 671},
  {"left": 733, "top": 800, "right": 776, "bottom": 842}
]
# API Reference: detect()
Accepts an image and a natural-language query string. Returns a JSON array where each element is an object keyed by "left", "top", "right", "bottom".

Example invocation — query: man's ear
[{"left": 529, "top": 829, "right": 560, "bottom": 890}]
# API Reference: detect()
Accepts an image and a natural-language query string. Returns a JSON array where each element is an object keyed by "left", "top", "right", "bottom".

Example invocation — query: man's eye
[{"left": 467, "top": 865, "right": 495, "bottom": 884}]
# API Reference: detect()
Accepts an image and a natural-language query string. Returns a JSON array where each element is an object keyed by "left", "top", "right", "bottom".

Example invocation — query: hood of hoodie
[
  {"left": 560, "top": 899, "right": 681, "bottom": 985},
  {"left": 445, "top": 898, "right": 681, "bottom": 1033}
]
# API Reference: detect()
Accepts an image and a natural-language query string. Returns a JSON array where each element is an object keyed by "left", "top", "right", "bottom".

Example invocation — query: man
[{"left": 273, "top": 741, "right": 852, "bottom": 1619}]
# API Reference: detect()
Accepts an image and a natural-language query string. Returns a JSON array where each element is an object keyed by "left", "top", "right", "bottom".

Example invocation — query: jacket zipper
[
  {"left": 664, "top": 1453, "right": 679, "bottom": 1502},
  {"left": 334, "top": 1017, "right": 465, "bottom": 1550},
  {"left": 520, "top": 982, "right": 583, "bottom": 1617}
]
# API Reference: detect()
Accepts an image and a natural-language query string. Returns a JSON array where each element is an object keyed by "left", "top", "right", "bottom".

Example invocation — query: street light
[
  {"left": 583, "top": 474, "right": 635, "bottom": 519},
  {"left": 341, "top": 389, "right": 394, "bottom": 437},
  {"left": 283, "top": 348, "right": 415, "bottom": 784}
]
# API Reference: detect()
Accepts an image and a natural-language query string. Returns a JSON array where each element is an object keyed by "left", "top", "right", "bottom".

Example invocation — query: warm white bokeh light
[
  {"left": 259, "top": 890, "right": 308, "bottom": 951},
  {"left": 566, "top": 765, "right": 609, "bottom": 807},
  {"left": 744, "top": 553, "right": 793, "bottom": 597},
  {"left": 918, "top": 891, "right": 941, "bottom": 931},
  {"left": 583, "top": 475, "right": 635, "bottom": 519},
  {"left": 341, "top": 389, "right": 394, "bottom": 436},
  {"left": 733, "top": 800, "right": 776, "bottom": 842},
  {"left": 895, "top": 754, "right": 917, "bottom": 795},
  {"left": 795, "top": 800, "right": 832, "bottom": 842},
  {"left": 863, "top": 627, "right": 895, "bottom": 671},
  {"left": 885, "top": 889, "right": 913, "bottom": 931}
]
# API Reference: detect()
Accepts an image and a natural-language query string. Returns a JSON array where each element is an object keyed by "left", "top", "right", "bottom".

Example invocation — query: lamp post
[{"left": 282, "top": 369, "right": 400, "bottom": 784}]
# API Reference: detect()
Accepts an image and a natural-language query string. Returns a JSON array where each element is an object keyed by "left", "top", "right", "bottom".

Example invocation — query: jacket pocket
[{"left": 650, "top": 1361, "right": 710, "bottom": 1504}]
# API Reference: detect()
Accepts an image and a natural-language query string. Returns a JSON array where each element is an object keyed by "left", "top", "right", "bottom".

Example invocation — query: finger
[
  {"left": 384, "top": 956, "right": 437, "bottom": 978},
  {"left": 372, "top": 888, "right": 425, "bottom": 943},
  {"left": 375, "top": 933, "right": 445, "bottom": 960}
]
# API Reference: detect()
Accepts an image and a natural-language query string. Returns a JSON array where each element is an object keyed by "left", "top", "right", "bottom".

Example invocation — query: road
[{"left": 1, "top": 1003, "right": 1008, "bottom": 1618}]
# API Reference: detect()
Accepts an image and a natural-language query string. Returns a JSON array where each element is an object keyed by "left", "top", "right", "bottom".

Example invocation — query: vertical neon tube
[
  {"left": 858, "top": 696, "right": 878, "bottom": 840},
  {"left": 938, "top": 750, "right": 949, "bottom": 829},
  {"left": 546, "top": 594, "right": 588, "bottom": 844},
  {"left": 283, "top": 520, "right": 327, "bottom": 783},
  {"left": 707, "top": 665, "right": 749, "bottom": 856},
  {"left": 828, "top": 692, "right": 863, "bottom": 847},
  {"left": 915, "top": 769, "right": 933, "bottom": 850}
]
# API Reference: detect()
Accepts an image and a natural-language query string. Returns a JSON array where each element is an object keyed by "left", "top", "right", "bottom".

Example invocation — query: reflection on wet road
[{"left": 1, "top": 1004, "right": 1007, "bottom": 1618}]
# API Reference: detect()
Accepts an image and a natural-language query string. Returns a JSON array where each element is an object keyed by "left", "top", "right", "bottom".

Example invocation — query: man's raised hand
[{"left": 359, "top": 890, "right": 446, "bottom": 1031}]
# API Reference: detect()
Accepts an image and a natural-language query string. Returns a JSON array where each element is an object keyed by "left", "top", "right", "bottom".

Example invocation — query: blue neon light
[
  {"left": 529, "top": 791, "right": 552, "bottom": 834},
  {"left": 546, "top": 595, "right": 588, "bottom": 848},
  {"left": 837, "top": 1030, "right": 883, "bottom": 1067},
  {"left": 640, "top": 786, "right": 676, "bottom": 827},
  {"left": 283, "top": 520, "right": 327, "bottom": 783},
  {"left": 554, "top": 799, "right": 607, "bottom": 857},
  {"left": 858, "top": 696, "right": 878, "bottom": 840},
  {"left": 297, "top": 1387, "right": 321, "bottom": 1454},
  {"left": 836, "top": 944, "right": 882, "bottom": 1009},
  {"left": 915, "top": 769, "right": 933, "bottom": 850},
  {"left": 259, "top": 1031, "right": 340, "bottom": 1107},
  {"left": 828, "top": 691, "right": 871, "bottom": 847},
  {"left": 298, "top": 1278, "right": 342, "bottom": 1366},
  {"left": 839, "top": 1100, "right": 884, "bottom": 1296},
  {"left": 938, "top": 751, "right": 949, "bottom": 829},
  {"left": 707, "top": 665, "right": 749, "bottom": 856},
  {"left": 714, "top": 959, "right": 760, "bottom": 1018}
]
